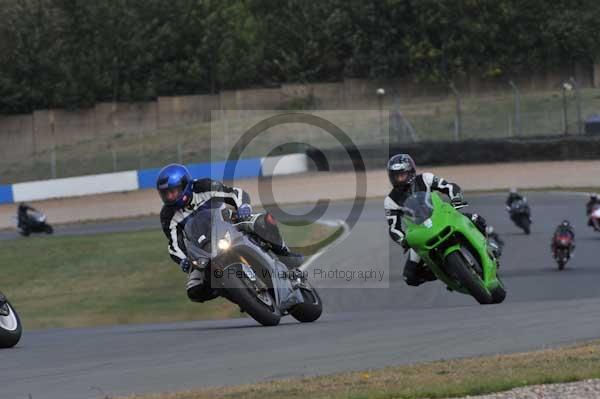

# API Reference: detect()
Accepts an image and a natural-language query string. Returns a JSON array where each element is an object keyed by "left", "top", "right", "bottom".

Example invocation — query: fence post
[
  {"left": 449, "top": 82, "right": 462, "bottom": 141},
  {"left": 509, "top": 80, "right": 521, "bottom": 137},
  {"left": 50, "top": 147, "right": 57, "bottom": 179},
  {"left": 570, "top": 77, "right": 582, "bottom": 135},
  {"left": 177, "top": 142, "right": 183, "bottom": 164},
  {"left": 112, "top": 149, "right": 118, "bottom": 172},
  {"left": 561, "top": 82, "right": 569, "bottom": 135},
  {"left": 376, "top": 88, "right": 386, "bottom": 139}
]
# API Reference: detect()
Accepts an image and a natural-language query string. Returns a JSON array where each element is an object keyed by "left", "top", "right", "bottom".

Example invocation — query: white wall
[
  {"left": 261, "top": 154, "right": 308, "bottom": 176},
  {"left": 12, "top": 171, "right": 139, "bottom": 202}
]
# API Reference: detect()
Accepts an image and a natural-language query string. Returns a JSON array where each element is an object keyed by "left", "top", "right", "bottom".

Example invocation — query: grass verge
[
  {"left": 118, "top": 340, "right": 600, "bottom": 399},
  {"left": 0, "top": 221, "right": 341, "bottom": 329}
]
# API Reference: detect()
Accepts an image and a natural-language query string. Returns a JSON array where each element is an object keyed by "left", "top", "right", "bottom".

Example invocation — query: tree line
[{"left": 0, "top": 0, "right": 598, "bottom": 114}]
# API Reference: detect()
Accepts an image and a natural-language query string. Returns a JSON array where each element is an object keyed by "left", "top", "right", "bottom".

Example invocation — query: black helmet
[
  {"left": 561, "top": 220, "right": 570, "bottom": 227},
  {"left": 591, "top": 193, "right": 598, "bottom": 201},
  {"left": 387, "top": 154, "right": 416, "bottom": 188}
]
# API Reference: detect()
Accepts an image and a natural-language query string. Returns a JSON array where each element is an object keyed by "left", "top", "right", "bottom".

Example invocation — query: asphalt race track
[{"left": 2, "top": 192, "right": 600, "bottom": 399}]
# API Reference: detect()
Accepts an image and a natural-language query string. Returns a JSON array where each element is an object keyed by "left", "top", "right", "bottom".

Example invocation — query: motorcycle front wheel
[
  {"left": 446, "top": 251, "right": 493, "bottom": 305},
  {"left": 0, "top": 301, "right": 22, "bottom": 348},
  {"left": 219, "top": 265, "right": 281, "bottom": 327}
]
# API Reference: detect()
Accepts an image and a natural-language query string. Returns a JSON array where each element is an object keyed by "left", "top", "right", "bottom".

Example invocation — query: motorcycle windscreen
[
  {"left": 511, "top": 200, "right": 526, "bottom": 210},
  {"left": 401, "top": 191, "right": 434, "bottom": 225},
  {"left": 183, "top": 209, "right": 213, "bottom": 258}
]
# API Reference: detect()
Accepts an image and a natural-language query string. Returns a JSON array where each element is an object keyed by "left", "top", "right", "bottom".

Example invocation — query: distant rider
[
  {"left": 505, "top": 188, "right": 525, "bottom": 210},
  {"left": 586, "top": 193, "right": 600, "bottom": 219},
  {"left": 384, "top": 154, "right": 494, "bottom": 287},
  {"left": 551, "top": 220, "right": 575, "bottom": 254},
  {"left": 17, "top": 202, "right": 36, "bottom": 229},
  {"left": 157, "top": 164, "right": 304, "bottom": 303}
]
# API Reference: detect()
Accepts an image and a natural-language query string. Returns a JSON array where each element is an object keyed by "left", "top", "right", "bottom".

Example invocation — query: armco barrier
[
  {"left": 0, "top": 154, "right": 309, "bottom": 204},
  {"left": 307, "top": 136, "right": 600, "bottom": 171}
]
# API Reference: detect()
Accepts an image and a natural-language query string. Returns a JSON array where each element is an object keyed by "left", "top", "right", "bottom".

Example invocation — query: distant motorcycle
[
  {"left": 0, "top": 291, "right": 22, "bottom": 348},
  {"left": 589, "top": 204, "right": 600, "bottom": 232},
  {"left": 16, "top": 209, "right": 53, "bottom": 236},
  {"left": 552, "top": 232, "right": 574, "bottom": 271},
  {"left": 508, "top": 199, "right": 531, "bottom": 234}
]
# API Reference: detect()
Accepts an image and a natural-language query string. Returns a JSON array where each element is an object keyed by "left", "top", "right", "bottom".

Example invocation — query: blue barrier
[
  {"left": 1, "top": 155, "right": 303, "bottom": 203},
  {"left": 137, "top": 158, "right": 263, "bottom": 189},
  {"left": 0, "top": 185, "right": 13, "bottom": 204}
]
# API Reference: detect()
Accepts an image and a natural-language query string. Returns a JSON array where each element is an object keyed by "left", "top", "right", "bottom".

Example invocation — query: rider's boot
[{"left": 469, "top": 213, "right": 501, "bottom": 258}]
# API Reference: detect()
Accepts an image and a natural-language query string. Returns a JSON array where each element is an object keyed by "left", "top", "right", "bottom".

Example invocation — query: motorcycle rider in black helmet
[
  {"left": 551, "top": 220, "right": 576, "bottom": 254},
  {"left": 506, "top": 188, "right": 525, "bottom": 210},
  {"left": 384, "top": 154, "right": 494, "bottom": 286}
]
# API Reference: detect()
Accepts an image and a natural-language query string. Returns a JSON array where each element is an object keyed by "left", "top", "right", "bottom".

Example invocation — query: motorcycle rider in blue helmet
[{"left": 157, "top": 163, "right": 304, "bottom": 303}]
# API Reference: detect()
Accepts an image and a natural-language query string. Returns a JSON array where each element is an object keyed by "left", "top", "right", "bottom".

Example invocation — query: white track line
[{"left": 299, "top": 219, "right": 350, "bottom": 272}]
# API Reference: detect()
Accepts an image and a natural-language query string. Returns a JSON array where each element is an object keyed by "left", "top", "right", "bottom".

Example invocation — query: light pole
[
  {"left": 562, "top": 81, "right": 573, "bottom": 135},
  {"left": 570, "top": 77, "right": 582, "bottom": 135},
  {"left": 376, "top": 88, "right": 385, "bottom": 138}
]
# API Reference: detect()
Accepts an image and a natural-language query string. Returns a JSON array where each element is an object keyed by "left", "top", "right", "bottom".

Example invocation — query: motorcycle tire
[
  {"left": 290, "top": 282, "right": 323, "bottom": 323},
  {"left": 446, "top": 252, "right": 493, "bottom": 305},
  {"left": 521, "top": 217, "right": 531, "bottom": 235},
  {"left": 219, "top": 265, "right": 280, "bottom": 327},
  {"left": 0, "top": 300, "right": 22, "bottom": 348}
]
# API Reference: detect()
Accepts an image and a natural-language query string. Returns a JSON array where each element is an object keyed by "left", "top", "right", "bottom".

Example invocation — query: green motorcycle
[{"left": 402, "top": 191, "right": 506, "bottom": 305}]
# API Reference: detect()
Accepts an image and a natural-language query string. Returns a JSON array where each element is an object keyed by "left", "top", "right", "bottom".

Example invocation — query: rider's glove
[
  {"left": 179, "top": 258, "right": 191, "bottom": 274},
  {"left": 451, "top": 195, "right": 468, "bottom": 208},
  {"left": 237, "top": 204, "right": 252, "bottom": 220}
]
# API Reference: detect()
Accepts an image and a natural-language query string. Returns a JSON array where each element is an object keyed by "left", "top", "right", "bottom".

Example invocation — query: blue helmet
[{"left": 156, "top": 164, "right": 193, "bottom": 208}]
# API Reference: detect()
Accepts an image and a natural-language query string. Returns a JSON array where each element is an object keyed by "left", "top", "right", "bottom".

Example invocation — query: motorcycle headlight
[{"left": 217, "top": 231, "right": 231, "bottom": 251}]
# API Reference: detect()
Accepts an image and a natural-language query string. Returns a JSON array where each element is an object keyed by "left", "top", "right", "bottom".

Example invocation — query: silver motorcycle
[{"left": 184, "top": 208, "right": 322, "bottom": 326}]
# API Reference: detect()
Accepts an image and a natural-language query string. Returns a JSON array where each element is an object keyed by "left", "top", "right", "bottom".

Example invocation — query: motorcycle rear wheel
[
  {"left": 290, "top": 282, "right": 323, "bottom": 323},
  {"left": 521, "top": 217, "right": 531, "bottom": 234}
]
